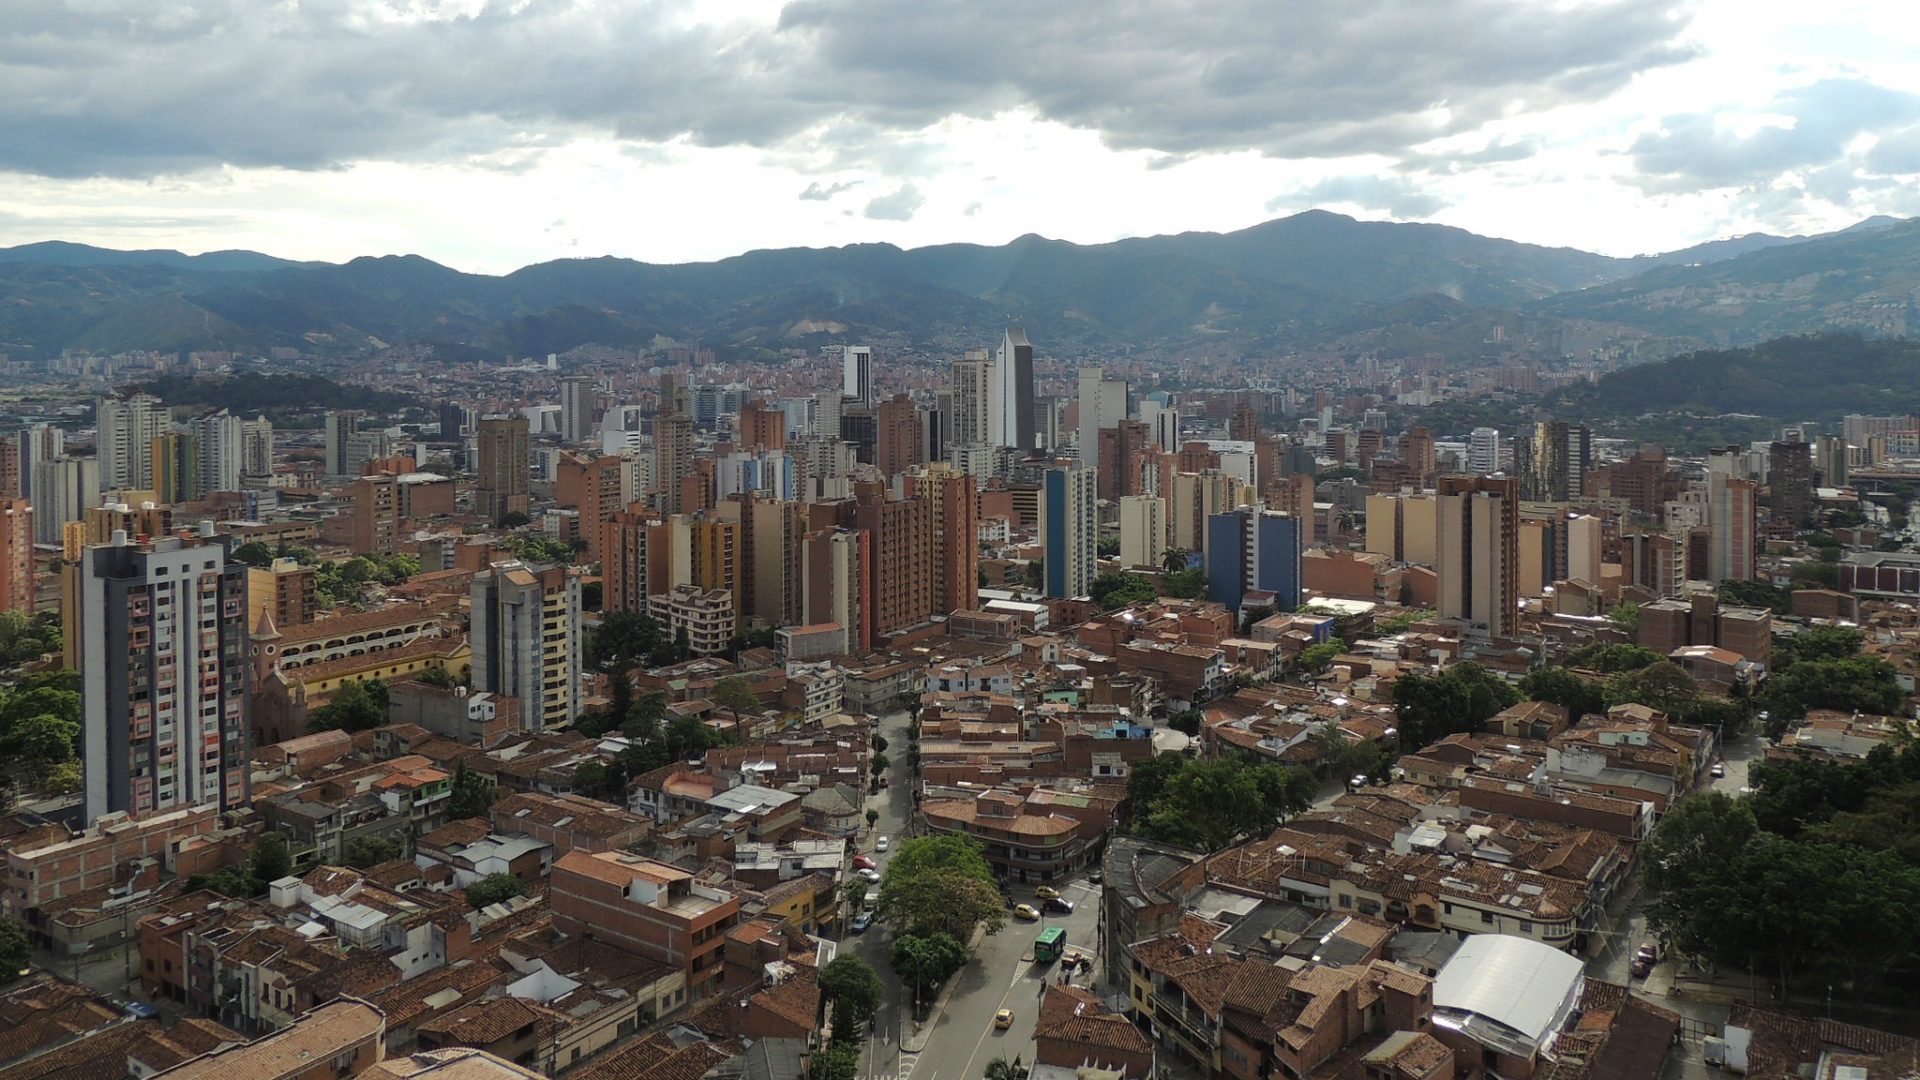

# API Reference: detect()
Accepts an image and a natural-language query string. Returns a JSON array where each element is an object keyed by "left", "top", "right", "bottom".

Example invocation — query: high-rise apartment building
[
  {"left": 1436, "top": 475, "right": 1520, "bottom": 639},
  {"left": 350, "top": 474, "right": 399, "bottom": 556},
  {"left": 1512, "top": 422, "right": 1591, "bottom": 501},
  {"left": 1363, "top": 491, "right": 1438, "bottom": 566},
  {"left": 1041, "top": 464, "right": 1096, "bottom": 599},
  {"left": 0, "top": 440, "right": 19, "bottom": 501},
  {"left": 247, "top": 557, "right": 318, "bottom": 630},
  {"left": 1466, "top": 427, "right": 1502, "bottom": 475},
  {"left": 994, "top": 328, "right": 1036, "bottom": 451},
  {"left": 905, "top": 466, "right": 980, "bottom": 618},
  {"left": 1076, "top": 367, "right": 1127, "bottom": 475},
  {"left": 32, "top": 456, "right": 100, "bottom": 544},
  {"left": 323, "top": 410, "right": 362, "bottom": 477},
  {"left": 1767, "top": 440, "right": 1815, "bottom": 529},
  {"left": 842, "top": 346, "right": 875, "bottom": 411},
  {"left": 473, "top": 416, "right": 532, "bottom": 525},
  {"left": 875, "top": 394, "right": 923, "bottom": 479},
  {"left": 1205, "top": 507, "right": 1302, "bottom": 613},
  {"left": 1169, "top": 469, "right": 1241, "bottom": 556},
  {"left": 801, "top": 528, "right": 866, "bottom": 653},
  {"left": 1623, "top": 532, "right": 1687, "bottom": 599},
  {"left": 239, "top": 416, "right": 273, "bottom": 481},
  {"left": 81, "top": 530, "right": 250, "bottom": 823},
  {"left": 471, "top": 560, "right": 581, "bottom": 730},
  {"left": 97, "top": 394, "right": 167, "bottom": 490},
  {"left": 1118, "top": 495, "right": 1165, "bottom": 570},
  {"left": 601, "top": 501, "right": 662, "bottom": 617},
  {"left": 951, "top": 349, "right": 997, "bottom": 450},
  {"left": 560, "top": 376, "right": 600, "bottom": 444},
  {"left": 15, "top": 423, "right": 64, "bottom": 505},
  {"left": 1706, "top": 463, "right": 1758, "bottom": 582},
  {"left": 193, "top": 409, "right": 247, "bottom": 494},
  {"left": 851, "top": 479, "right": 935, "bottom": 639},
  {"left": 1264, "top": 472, "right": 1316, "bottom": 545},
  {"left": 1138, "top": 400, "right": 1181, "bottom": 454},
  {"left": 653, "top": 404, "right": 694, "bottom": 517},
  {"left": 0, "top": 499, "right": 31, "bottom": 615},
  {"left": 555, "top": 452, "right": 625, "bottom": 559},
  {"left": 736, "top": 398, "right": 787, "bottom": 453},
  {"left": 151, "top": 433, "right": 199, "bottom": 505}
]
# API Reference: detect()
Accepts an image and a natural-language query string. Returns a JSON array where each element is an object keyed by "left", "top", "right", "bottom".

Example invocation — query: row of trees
[
  {"left": 875, "top": 835, "right": 1005, "bottom": 1012},
  {"left": 232, "top": 542, "right": 421, "bottom": 608}
]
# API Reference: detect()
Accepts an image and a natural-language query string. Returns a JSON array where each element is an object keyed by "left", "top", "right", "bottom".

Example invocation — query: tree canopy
[
  {"left": 877, "top": 835, "right": 1006, "bottom": 940},
  {"left": 1130, "top": 756, "right": 1316, "bottom": 852},
  {"left": 1518, "top": 666, "right": 1606, "bottom": 720},
  {"left": 1391, "top": 662, "right": 1520, "bottom": 751},
  {"left": 819, "top": 955, "right": 883, "bottom": 1034},
  {"left": 306, "top": 678, "right": 390, "bottom": 733},
  {"left": 1089, "top": 572, "right": 1158, "bottom": 612},
  {"left": 465, "top": 873, "right": 531, "bottom": 909}
]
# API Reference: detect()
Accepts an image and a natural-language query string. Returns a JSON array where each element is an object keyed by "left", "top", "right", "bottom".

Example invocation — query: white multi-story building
[{"left": 96, "top": 393, "right": 166, "bottom": 490}]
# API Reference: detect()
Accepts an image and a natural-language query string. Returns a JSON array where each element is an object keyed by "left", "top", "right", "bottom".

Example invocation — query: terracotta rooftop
[{"left": 157, "top": 999, "right": 386, "bottom": 1080}]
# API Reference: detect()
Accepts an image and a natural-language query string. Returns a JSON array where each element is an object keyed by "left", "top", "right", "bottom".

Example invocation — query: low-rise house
[
  {"left": 152, "top": 997, "right": 387, "bottom": 1079},
  {"left": 489, "top": 791, "right": 650, "bottom": 855}
]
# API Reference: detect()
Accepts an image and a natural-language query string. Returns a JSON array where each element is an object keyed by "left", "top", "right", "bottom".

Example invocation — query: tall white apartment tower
[{"left": 96, "top": 393, "right": 167, "bottom": 490}]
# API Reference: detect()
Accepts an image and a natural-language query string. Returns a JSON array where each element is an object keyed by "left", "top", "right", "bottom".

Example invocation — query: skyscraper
[
  {"left": 81, "top": 530, "right": 250, "bottom": 822},
  {"left": 474, "top": 416, "right": 532, "bottom": 525},
  {"left": 323, "top": 410, "right": 362, "bottom": 478},
  {"left": 239, "top": 416, "right": 274, "bottom": 481},
  {"left": 1467, "top": 427, "right": 1501, "bottom": 475},
  {"left": 1767, "top": 440, "right": 1815, "bottom": 529},
  {"left": 471, "top": 560, "right": 582, "bottom": 730},
  {"left": 560, "top": 375, "right": 600, "bottom": 444},
  {"left": 1707, "top": 462, "right": 1758, "bottom": 582},
  {"left": 875, "top": 394, "right": 923, "bottom": 479},
  {"left": 32, "top": 456, "right": 100, "bottom": 544},
  {"left": 151, "top": 432, "right": 199, "bottom": 504},
  {"left": 96, "top": 393, "right": 167, "bottom": 490},
  {"left": 0, "top": 499, "right": 31, "bottom": 615},
  {"left": 995, "top": 327, "right": 1036, "bottom": 451},
  {"left": 842, "top": 345, "right": 875, "bottom": 411},
  {"left": 1204, "top": 507, "right": 1302, "bottom": 613},
  {"left": 951, "top": 349, "right": 997, "bottom": 449},
  {"left": 193, "top": 409, "right": 246, "bottom": 494},
  {"left": 1436, "top": 475, "right": 1520, "bottom": 639},
  {"left": 1076, "top": 366, "right": 1128, "bottom": 475},
  {"left": 654, "top": 374, "right": 695, "bottom": 516},
  {"left": 1512, "top": 422, "right": 1592, "bottom": 501},
  {"left": 1118, "top": 494, "right": 1166, "bottom": 570},
  {"left": 908, "top": 466, "right": 979, "bottom": 618},
  {"left": 1041, "top": 464, "right": 1096, "bottom": 599},
  {"left": 1138, "top": 400, "right": 1181, "bottom": 454}
]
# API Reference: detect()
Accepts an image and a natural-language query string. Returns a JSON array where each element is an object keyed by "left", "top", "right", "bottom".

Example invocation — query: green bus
[{"left": 1035, "top": 927, "right": 1067, "bottom": 963}]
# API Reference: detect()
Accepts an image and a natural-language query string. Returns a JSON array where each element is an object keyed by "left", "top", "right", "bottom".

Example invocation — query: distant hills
[{"left": 0, "top": 210, "right": 1912, "bottom": 362}]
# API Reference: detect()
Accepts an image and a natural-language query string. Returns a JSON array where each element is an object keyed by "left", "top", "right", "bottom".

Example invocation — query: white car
[
  {"left": 858, "top": 867, "right": 882, "bottom": 883},
  {"left": 876, "top": 835, "right": 890, "bottom": 852},
  {"left": 1710, "top": 762, "right": 1726, "bottom": 779}
]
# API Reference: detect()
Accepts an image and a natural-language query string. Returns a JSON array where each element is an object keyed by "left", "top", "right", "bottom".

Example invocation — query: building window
[{"left": 1479, "top": 911, "right": 1493, "bottom": 925}]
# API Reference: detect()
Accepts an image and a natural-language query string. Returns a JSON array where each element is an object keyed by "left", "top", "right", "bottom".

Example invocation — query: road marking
[{"left": 898, "top": 1052, "right": 921, "bottom": 1080}]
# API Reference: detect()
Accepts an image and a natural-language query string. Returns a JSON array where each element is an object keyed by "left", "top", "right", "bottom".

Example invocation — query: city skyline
[{"left": 0, "top": 1, "right": 1912, "bottom": 273}]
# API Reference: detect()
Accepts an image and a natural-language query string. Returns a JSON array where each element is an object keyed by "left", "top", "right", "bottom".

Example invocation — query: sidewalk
[{"left": 901, "top": 922, "right": 990, "bottom": 1054}]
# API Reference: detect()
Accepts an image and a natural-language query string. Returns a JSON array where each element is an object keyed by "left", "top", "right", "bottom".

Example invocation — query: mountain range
[{"left": 0, "top": 211, "right": 1912, "bottom": 363}]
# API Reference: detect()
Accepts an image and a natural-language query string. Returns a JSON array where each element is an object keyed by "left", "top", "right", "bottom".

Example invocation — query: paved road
[{"left": 843, "top": 706, "right": 1105, "bottom": 1080}]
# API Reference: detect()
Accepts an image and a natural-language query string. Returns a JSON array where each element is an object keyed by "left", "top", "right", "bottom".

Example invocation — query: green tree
[
  {"left": 1161, "top": 568, "right": 1207, "bottom": 599},
  {"left": 499, "top": 511, "right": 532, "bottom": 528},
  {"left": 589, "top": 612, "right": 666, "bottom": 672},
  {"left": 1125, "top": 753, "right": 1189, "bottom": 816},
  {"left": 0, "top": 916, "right": 32, "bottom": 982},
  {"left": 1609, "top": 601, "right": 1640, "bottom": 637},
  {"left": 1134, "top": 757, "right": 1314, "bottom": 851},
  {"left": 865, "top": 808, "right": 880, "bottom": 829},
  {"left": 1564, "top": 642, "right": 1665, "bottom": 673},
  {"left": 447, "top": 766, "right": 500, "bottom": 819},
  {"left": 250, "top": 832, "right": 293, "bottom": 884},
  {"left": 1160, "top": 547, "right": 1190, "bottom": 573},
  {"left": 1717, "top": 578, "right": 1790, "bottom": 614},
  {"left": 1760, "top": 656, "right": 1902, "bottom": 721},
  {"left": 1518, "top": 666, "right": 1607, "bottom": 719},
  {"left": 1391, "top": 662, "right": 1520, "bottom": 751},
  {"left": 414, "top": 665, "right": 459, "bottom": 689},
  {"left": 1168, "top": 708, "right": 1203, "bottom": 737},
  {"left": 891, "top": 931, "right": 970, "bottom": 1007},
  {"left": 1780, "top": 625, "right": 1864, "bottom": 665},
  {"left": 1604, "top": 661, "right": 1702, "bottom": 715},
  {"left": 465, "top": 872, "right": 531, "bottom": 909},
  {"left": 984, "top": 1059, "right": 1029, "bottom": 1080},
  {"left": 232, "top": 541, "right": 277, "bottom": 568},
  {"left": 711, "top": 675, "right": 761, "bottom": 722},
  {"left": 344, "top": 835, "right": 403, "bottom": 868},
  {"left": 1296, "top": 639, "right": 1347, "bottom": 674},
  {"left": 571, "top": 760, "right": 626, "bottom": 802},
  {"left": 1089, "top": 572, "right": 1157, "bottom": 612},
  {"left": 1311, "top": 729, "right": 1390, "bottom": 782},
  {"left": 819, "top": 955, "right": 883, "bottom": 1034},
  {"left": 306, "top": 678, "right": 390, "bottom": 733},
  {"left": 512, "top": 536, "right": 575, "bottom": 565},
  {"left": 811, "top": 1042, "right": 860, "bottom": 1080},
  {"left": 842, "top": 877, "right": 869, "bottom": 912},
  {"left": 878, "top": 835, "right": 1007, "bottom": 939}
]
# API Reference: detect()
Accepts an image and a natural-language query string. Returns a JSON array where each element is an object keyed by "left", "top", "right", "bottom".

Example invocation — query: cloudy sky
[{"left": 1, "top": 0, "right": 1916, "bottom": 273}]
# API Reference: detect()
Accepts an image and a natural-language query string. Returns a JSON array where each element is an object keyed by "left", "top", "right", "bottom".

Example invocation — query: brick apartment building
[{"left": 550, "top": 852, "right": 741, "bottom": 1000}]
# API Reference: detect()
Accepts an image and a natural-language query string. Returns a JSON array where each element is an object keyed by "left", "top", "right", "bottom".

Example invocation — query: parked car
[
  {"left": 852, "top": 855, "right": 877, "bottom": 870},
  {"left": 995, "top": 1008, "right": 1014, "bottom": 1030},
  {"left": 858, "top": 868, "right": 882, "bottom": 883},
  {"left": 1012, "top": 903, "right": 1040, "bottom": 921},
  {"left": 1035, "top": 885, "right": 1061, "bottom": 900},
  {"left": 1349, "top": 773, "right": 1370, "bottom": 792},
  {"left": 851, "top": 911, "right": 873, "bottom": 933},
  {"left": 1087, "top": 870, "right": 1104, "bottom": 885},
  {"left": 1631, "top": 943, "right": 1659, "bottom": 977},
  {"left": 1710, "top": 762, "right": 1727, "bottom": 778},
  {"left": 1043, "top": 896, "right": 1075, "bottom": 915},
  {"left": 876, "top": 835, "right": 890, "bottom": 852}
]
